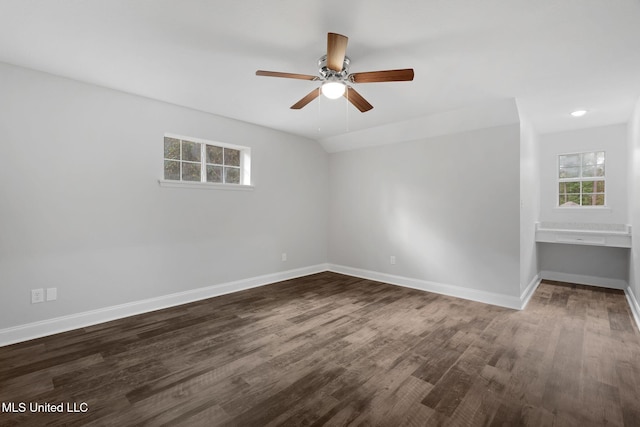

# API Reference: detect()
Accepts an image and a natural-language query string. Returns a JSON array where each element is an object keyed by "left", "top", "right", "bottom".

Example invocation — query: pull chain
[
  {"left": 345, "top": 87, "right": 349, "bottom": 132},
  {"left": 317, "top": 87, "right": 321, "bottom": 134}
]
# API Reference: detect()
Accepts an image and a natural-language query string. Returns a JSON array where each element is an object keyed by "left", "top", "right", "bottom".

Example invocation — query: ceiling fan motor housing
[{"left": 318, "top": 55, "right": 350, "bottom": 81}]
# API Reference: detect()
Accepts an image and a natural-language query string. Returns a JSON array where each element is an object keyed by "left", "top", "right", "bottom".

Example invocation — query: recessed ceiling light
[{"left": 571, "top": 110, "right": 587, "bottom": 117}]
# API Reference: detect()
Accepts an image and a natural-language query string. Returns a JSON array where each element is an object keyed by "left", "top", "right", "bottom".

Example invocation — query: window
[
  {"left": 558, "top": 151, "right": 605, "bottom": 207},
  {"left": 163, "top": 134, "right": 251, "bottom": 186}
]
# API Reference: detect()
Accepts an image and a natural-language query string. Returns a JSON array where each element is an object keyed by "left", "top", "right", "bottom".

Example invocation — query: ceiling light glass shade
[
  {"left": 321, "top": 81, "right": 346, "bottom": 99},
  {"left": 571, "top": 110, "right": 587, "bottom": 117}
]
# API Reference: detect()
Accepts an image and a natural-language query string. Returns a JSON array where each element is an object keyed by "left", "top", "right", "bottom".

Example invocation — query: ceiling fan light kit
[
  {"left": 256, "top": 32, "right": 414, "bottom": 112},
  {"left": 321, "top": 80, "right": 346, "bottom": 99}
]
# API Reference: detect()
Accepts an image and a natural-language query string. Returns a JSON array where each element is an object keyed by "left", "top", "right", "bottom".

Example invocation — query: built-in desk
[{"left": 535, "top": 222, "right": 631, "bottom": 248}]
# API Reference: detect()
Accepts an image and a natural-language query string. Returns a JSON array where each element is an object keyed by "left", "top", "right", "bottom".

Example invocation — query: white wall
[
  {"left": 328, "top": 124, "right": 521, "bottom": 299},
  {"left": 538, "top": 124, "right": 628, "bottom": 224},
  {"left": 519, "top": 114, "right": 540, "bottom": 294},
  {"left": 629, "top": 96, "right": 640, "bottom": 303},
  {"left": 0, "top": 62, "right": 329, "bottom": 329}
]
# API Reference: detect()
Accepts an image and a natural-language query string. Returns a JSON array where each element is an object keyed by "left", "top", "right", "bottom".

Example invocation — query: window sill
[
  {"left": 553, "top": 206, "right": 611, "bottom": 212},
  {"left": 158, "top": 179, "right": 254, "bottom": 191}
]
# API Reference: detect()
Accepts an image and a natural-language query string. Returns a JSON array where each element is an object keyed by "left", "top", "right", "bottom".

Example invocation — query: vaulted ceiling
[{"left": 1, "top": 0, "right": 640, "bottom": 149}]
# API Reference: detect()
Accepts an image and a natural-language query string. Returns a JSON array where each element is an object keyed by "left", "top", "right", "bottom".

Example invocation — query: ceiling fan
[{"left": 256, "top": 33, "right": 414, "bottom": 112}]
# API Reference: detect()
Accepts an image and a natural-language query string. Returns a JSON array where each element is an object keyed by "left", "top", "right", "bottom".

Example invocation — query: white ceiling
[{"left": 1, "top": 0, "right": 640, "bottom": 148}]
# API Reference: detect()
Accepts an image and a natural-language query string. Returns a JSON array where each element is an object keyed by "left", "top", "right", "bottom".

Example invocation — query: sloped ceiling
[{"left": 1, "top": 0, "right": 639, "bottom": 151}]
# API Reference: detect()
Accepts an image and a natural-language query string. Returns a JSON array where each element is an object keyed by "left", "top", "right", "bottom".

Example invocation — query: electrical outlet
[
  {"left": 281, "top": 252, "right": 287, "bottom": 262},
  {"left": 390, "top": 256, "right": 396, "bottom": 265},
  {"left": 31, "top": 288, "right": 44, "bottom": 304},
  {"left": 46, "top": 287, "right": 57, "bottom": 301}
]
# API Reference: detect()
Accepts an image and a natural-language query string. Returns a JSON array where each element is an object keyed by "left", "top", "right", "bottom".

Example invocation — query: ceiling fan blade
[
  {"left": 291, "top": 88, "right": 320, "bottom": 109},
  {"left": 256, "top": 70, "right": 319, "bottom": 81},
  {"left": 344, "top": 86, "right": 373, "bottom": 112},
  {"left": 327, "top": 33, "right": 348, "bottom": 72},
  {"left": 349, "top": 69, "right": 415, "bottom": 83}
]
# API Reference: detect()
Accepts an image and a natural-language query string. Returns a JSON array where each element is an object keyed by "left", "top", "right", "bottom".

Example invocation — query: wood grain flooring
[{"left": 1, "top": 272, "right": 639, "bottom": 426}]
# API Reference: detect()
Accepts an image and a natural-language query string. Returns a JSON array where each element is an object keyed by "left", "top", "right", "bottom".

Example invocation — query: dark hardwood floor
[{"left": 1, "top": 272, "right": 639, "bottom": 426}]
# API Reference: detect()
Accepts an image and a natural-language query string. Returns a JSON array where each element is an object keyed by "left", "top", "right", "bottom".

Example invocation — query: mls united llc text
[{"left": 2, "top": 402, "right": 89, "bottom": 413}]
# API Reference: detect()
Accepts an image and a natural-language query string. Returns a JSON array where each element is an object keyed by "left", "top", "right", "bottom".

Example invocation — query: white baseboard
[
  {"left": 625, "top": 286, "right": 640, "bottom": 333},
  {"left": 327, "top": 264, "right": 523, "bottom": 310},
  {"left": 0, "top": 264, "right": 329, "bottom": 347},
  {"left": 520, "top": 274, "right": 541, "bottom": 310},
  {"left": 539, "top": 271, "right": 627, "bottom": 290},
  {"left": 12, "top": 264, "right": 616, "bottom": 348}
]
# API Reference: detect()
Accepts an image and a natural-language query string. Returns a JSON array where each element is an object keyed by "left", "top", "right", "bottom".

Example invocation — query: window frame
[
  {"left": 160, "top": 133, "right": 252, "bottom": 190},
  {"left": 556, "top": 150, "right": 606, "bottom": 208}
]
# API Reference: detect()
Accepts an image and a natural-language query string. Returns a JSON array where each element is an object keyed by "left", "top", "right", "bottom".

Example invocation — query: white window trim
[
  {"left": 161, "top": 133, "right": 252, "bottom": 189},
  {"left": 158, "top": 179, "right": 254, "bottom": 191},
  {"left": 556, "top": 150, "right": 606, "bottom": 208},
  {"left": 553, "top": 207, "right": 611, "bottom": 212}
]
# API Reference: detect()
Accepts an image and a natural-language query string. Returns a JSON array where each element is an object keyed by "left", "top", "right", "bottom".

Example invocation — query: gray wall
[
  {"left": 539, "top": 243, "right": 629, "bottom": 288},
  {"left": 328, "top": 124, "right": 521, "bottom": 297},
  {"left": 0, "top": 62, "right": 329, "bottom": 329},
  {"left": 519, "top": 114, "right": 540, "bottom": 294},
  {"left": 629, "top": 96, "right": 640, "bottom": 300},
  {"left": 538, "top": 124, "right": 628, "bottom": 224}
]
